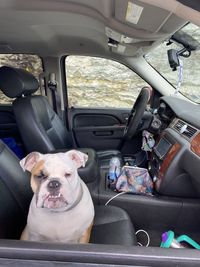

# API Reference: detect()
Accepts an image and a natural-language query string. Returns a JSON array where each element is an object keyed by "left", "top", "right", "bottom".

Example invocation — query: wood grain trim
[
  {"left": 158, "top": 143, "right": 181, "bottom": 180},
  {"left": 191, "top": 133, "right": 200, "bottom": 157}
]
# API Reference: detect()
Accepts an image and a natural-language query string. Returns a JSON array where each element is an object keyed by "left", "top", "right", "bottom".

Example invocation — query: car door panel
[
  {"left": 69, "top": 108, "right": 137, "bottom": 151},
  {"left": 69, "top": 108, "right": 153, "bottom": 162},
  {"left": 74, "top": 125, "right": 125, "bottom": 150},
  {"left": 1, "top": 240, "right": 200, "bottom": 267},
  {"left": 73, "top": 113, "right": 121, "bottom": 127},
  {"left": 65, "top": 56, "right": 151, "bottom": 154}
]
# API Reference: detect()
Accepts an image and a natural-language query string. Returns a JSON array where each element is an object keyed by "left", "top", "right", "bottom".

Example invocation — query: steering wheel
[{"left": 123, "top": 86, "right": 152, "bottom": 141}]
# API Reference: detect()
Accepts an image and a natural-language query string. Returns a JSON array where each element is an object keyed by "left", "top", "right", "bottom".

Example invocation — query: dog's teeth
[{"left": 48, "top": 194, "right": 61, "bottom": 199}]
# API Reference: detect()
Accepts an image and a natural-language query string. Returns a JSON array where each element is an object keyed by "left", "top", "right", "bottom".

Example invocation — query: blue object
[
  {"left": 1, "top": 137, "right": 24, "bottom": 159},
  {"left": 161, "top": 230, "right": 200, "bottom": 249},
  {"left": 108, "top": 157, "right": 121, "bottom": 183}
]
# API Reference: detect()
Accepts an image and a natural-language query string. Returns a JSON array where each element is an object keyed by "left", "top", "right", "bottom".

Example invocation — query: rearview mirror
[
  {"left": 167, "top": 47, "right": 191, "bottom": 71},
  {"left": 167, "top": 49, "right": 179, "bottom": 71}
]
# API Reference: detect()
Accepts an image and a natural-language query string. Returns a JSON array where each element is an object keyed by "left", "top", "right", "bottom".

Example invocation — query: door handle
[{"left": 93, "top": 131, "right": 113, "bottom": 136}]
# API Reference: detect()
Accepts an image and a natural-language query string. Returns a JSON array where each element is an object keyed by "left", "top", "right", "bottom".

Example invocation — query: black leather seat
[
  {"left": 0, "top": 140, "right": 32, "bottom": 239},
  {"left": 0, "top": 66, "right": 122, "bottom": 169},
  {"left": 0, "top": 140, "right": 136, "bottom": 245},
  {"left": 90, "top": 205, "right": 136, "bottom": 245}
]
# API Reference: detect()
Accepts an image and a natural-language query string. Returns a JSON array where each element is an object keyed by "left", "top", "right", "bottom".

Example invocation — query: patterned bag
[{"left": 115, "top": 166, "right": 153, "bottom": 195}]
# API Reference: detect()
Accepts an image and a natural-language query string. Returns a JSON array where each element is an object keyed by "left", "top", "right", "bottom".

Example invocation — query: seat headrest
[{"left": 0, "top": 66, "right": 39, "bottom": 98}]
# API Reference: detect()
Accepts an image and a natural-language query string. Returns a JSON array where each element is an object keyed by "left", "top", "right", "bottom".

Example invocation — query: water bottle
[{"left": 108, "top": 157, "right": 121, "bottom": 183}]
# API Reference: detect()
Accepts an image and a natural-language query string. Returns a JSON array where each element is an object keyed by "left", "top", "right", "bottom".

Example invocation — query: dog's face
[{"left": 20, "top": 150, "right": 88, "bottom": 212}]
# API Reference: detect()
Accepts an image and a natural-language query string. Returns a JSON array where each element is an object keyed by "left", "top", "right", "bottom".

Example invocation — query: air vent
[
  {"left": 173, "top": 120, "right": 185, "bottom": 132},
  {"left": 182, "top": 125, "right": 197, "bottom": 139},
  {"left": 173, "top": 120, "right": 197, "bottom": 139}
]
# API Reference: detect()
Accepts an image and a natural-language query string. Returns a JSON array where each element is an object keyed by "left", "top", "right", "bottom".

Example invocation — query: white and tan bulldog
[{"left": 20, "top": 150, "right": 94, "bottom": 243}]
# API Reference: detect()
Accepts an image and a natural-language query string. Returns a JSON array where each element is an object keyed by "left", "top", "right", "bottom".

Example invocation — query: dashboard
[
  {"left": 158, "top": 96, "right": 200, "bottom": 129},
  {"left": 149, "top": 96, "right": 200, "bottom": 198}
]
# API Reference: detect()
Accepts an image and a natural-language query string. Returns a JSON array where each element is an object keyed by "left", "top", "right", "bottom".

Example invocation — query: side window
[
  {"left": 0, "top": 54, "right": 43, "bottom": 104},
  {"left": 65, "top": 56, "right": 148, "bottom": 108}
]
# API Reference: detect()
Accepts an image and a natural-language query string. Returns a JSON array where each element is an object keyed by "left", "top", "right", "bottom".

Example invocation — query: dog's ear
[
  {"left": 20, "top": 152, "right": 42, "bottom": 172},
  {"left": 67, "top": 150, "right": 88, "bottom": 168}
]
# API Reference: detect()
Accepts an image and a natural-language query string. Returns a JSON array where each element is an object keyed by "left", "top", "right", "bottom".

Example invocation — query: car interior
[{"left": 1, "top": 0, "right": 200, "bottom": 266}]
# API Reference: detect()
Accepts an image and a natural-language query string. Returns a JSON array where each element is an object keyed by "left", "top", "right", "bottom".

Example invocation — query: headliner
[{"left": 0, "top": 0, "right": 198, "bottom": 58}]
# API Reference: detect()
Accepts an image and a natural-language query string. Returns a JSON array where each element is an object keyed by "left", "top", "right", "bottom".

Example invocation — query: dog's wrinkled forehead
[{"left": 42, "top": 153, "right": 73, "bottom": 175}]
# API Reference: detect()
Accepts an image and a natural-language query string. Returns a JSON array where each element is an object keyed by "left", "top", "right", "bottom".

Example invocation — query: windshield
[{"left": 146, "top": 23, "right": 200, "bottom": 103}]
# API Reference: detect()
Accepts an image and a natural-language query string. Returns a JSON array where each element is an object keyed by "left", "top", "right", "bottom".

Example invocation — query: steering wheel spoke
[{"left": 123, "top": 86, "right": 152, "bottom": 140}]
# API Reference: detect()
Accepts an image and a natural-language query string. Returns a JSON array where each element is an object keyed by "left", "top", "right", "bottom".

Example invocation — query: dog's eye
[
  {"left": 64, "top": 173, "right": 71, "bottom": 178},
  {"left": 36, "top": 171, "right": 47, "bottom": 180}
]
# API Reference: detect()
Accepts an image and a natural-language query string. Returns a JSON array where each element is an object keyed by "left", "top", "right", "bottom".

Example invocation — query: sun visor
[{"left": 139, "top": 0, "right": 200, "bottom": 27}]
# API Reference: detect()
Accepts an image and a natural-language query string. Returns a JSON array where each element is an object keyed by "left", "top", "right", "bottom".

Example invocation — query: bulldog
[{"left": 20, "top": 150, "right": 94, "bottom": 243}]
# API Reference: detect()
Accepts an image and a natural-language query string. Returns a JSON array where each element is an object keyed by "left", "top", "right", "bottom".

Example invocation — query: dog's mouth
[
  {"left": 41, "top": 193, "right": 68, "bottom": 210},
  {"left": 47, "top": 193, "right": 62, "bottom": 201}
]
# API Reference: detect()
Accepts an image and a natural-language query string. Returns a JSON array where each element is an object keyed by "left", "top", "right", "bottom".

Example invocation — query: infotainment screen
[{"left": 154, "top": 137, "right": 172, "bottom": 159}]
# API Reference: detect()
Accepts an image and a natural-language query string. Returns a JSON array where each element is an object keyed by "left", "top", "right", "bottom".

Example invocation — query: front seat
[
  {"left": 0, "top": 139, "right": 136, "bottom": 245},
  {"left": 0, "top": 66, "right": 122, "bottom": 166}
]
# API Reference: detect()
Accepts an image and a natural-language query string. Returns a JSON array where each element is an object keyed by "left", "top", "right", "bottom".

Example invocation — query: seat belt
[
  {"left": 47, "top": 73, "right": 58, "bottom": 113},
  {"left": 39, "top": 72, "right": 47, "bottom": 96}
]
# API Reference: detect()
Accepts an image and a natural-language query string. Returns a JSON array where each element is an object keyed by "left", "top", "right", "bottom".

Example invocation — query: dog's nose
[{"left": 47, "top": 180, "right": 61, "bottom": 192}]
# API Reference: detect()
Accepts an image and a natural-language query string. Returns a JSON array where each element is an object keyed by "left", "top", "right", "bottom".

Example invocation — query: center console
[
  {"left": 95, "top": 127, "right": 200, "bottom": 246},
  {"left": 148, "top": 126, "right": 200, "bottom": 198},
  {"left": 154, "top": 137, "right": 173, "bottom": 160},
  {"left": 149, "top": 135, "right": 181, "bottom": 192}
]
